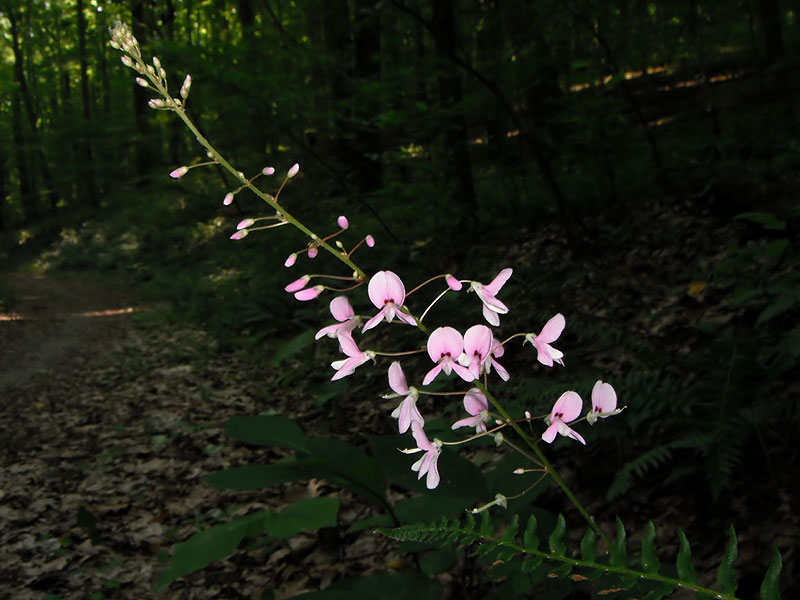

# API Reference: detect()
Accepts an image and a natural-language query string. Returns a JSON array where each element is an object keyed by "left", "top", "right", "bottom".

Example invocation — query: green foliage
[
  {"left": 377, "top": 513, "right": 780, "bottom": 599},
  {"left": 157, "top": 497, "right": 339, "bottom": 589}
]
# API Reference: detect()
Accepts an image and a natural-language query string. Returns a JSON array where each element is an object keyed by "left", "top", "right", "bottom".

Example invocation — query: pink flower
[
  {"left": 330, "top": 331, "right": 373, "bottom": 380},
  {"left": 362, "top": 271, "right": 417, "bottom": 332},
  {"left": 408, "top": 422, "right": 442, "bottom": 489},
  {"left": 587, "top": 380, "right": 620, "bottom": 424},
  {"left": 525, "top": 313, "right": 565, "bottom": 367},
  {"left": 541, "top": 391, "right": 585, "bottom": 445},
  {"left": 451, "top": 388, "right": 490, "bottom": 433},
  {"left": 337, "top": 215, "right": 349, "bottom": 229},
  {"left": 422, "top": 327, "right": 474, "bottom": 385},
  {"left": 469, "top": 268, "right": 512, "bottom": 326},
  {"left": 458, "top": 325, "right": 510, "bottom": 381},
  {"left": 388, "top": 362, "right": 423, "bottom": 433},
  {"left": 365, "top": 235, "right": 375, "bottom": 247},
  {"left": 316, "top": 296, "right": 358, "bottom": 340}
]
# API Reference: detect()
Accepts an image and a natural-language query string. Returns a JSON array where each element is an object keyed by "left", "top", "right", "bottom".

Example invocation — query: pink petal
[
  {"left": 453, "top": 362, "right": 477, "bottom": 382},
  {"left": 463, "top": 389, "right": 488, "bottom": 415},
  {"left": 483, "top": 268, "right": 513, "bottom": 295},
  {"left": 315, "top": 323, "right": 343, "bottom": 340},
  {"left": 396, "top": 396, "right": 423, "bottom": 433},
  {"left": 394, "top": 309, "right": 418, "bottom": 327},
  {"left": 551, "top": 391, "right": 582, "bottom": 422},
  {"left": 422, "top": 363, "right": 443, "bottom": 386},
  {"left": 592, "top": 380, "right": 617, "bottom": 413},
  {"left": 451, "top": 415, "right": 481, "bottom": 430},
  {"left": 388, "top": 361, "right": 409, "bottom": 394},
  {"left": 425, "top": 457, "right": 440, "bottom": 489},
  {"left": 411, "top": 422, "right": 434, "bottom": 452},
  {"left": 361, "top": 307, "right": 388, "bottom": 333},
  {"left": 482, "top": 303, "right": 500, "bottom": 326},
  {"left": 491, "top": 358, "right": 510, "bottom": 381},
  {"left": 284, "top": 275, "right": 310, "bottom": 293},
  {"left": 337, "top": 331, "right": 362, "bottom": 358},
  {"left": 542, "top": 421, "right": 559, "bottom": 443},
  {"left": 426, "top": 327, "right": 464, "bottom": 362},
  {"left": 294, "top": 286, "right": 323, "bottom": 301},
  {"left": 534, "top": 340, "right": 554, "bottom": 367},
  {"left": 464, "top": 325, "right": 493, "bottom": 359},
  {"left": 537, "top": 313, "right": 565, "bottom": 343},
  {"left": 329, "top": 296, "right": 354, "bottom": 322}
]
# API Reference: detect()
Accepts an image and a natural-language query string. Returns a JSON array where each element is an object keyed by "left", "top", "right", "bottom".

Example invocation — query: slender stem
[{"left": 474, "top": 381, "right": 610, "bottom": 546}]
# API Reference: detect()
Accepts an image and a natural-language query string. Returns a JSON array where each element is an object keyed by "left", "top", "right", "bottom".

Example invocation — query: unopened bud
[
  {"left": 284, "top": 253, "right": 297, "bottom": 268},
  {"left": 365, "top": 235, "right": 375, "bottom": 247},
  {"left": 493, "top": 432, "right": 504, "bottom": 446},
  {"left": 285, "top": 275, "right": 310, "bottom": 293},
  {"left": 237, "top": 218, "right": 255, "bottom": 230},
  {"left": 135, "top": 77, "right": 149, "bottom": 88},
  {"left": 287, "top": 163, "right": 300, "bottom": 178},
  {"left": 169, "top": 166, "right": 188, "bottom": 179},
  {"left": 180, "top": 74, "right": 192, "bottom": 99},
  {"left": 307, "top": 246, "right": 318, "bottom": 259},
  {"left": 525, "top": 411, "right": 532, "bottom": 419},
  {"left": 513, "top": 468, "right": 526, "bottom": 475},
  {"left": 294, "top": 285, "right": 324, "bottom": 301},
  {"left": 262, "top": 166, "right": 275, "bottom": 175},
  {"left": 152, "top": 56, "right": 161, "bottom": 69},
  {"left": 121, "top": 55, "right": 134, "bottom": 68},
  {"left": 223, "top": 192, "right": 234, "bottom": 205},
  {"left": 230, "top": 229, "right": 248, "bottom": 240},
  {"left": 337, "top": 215, "right": 349, "bottom": 229},
  {"left": 335, "top": 240, "right": 345, "bottom": 250},
  {"left": 148, "top": 99, "right": 165, "bottom": 109},
  {"left": 446, "top": 275, "right": 462, "bottom": 291}
]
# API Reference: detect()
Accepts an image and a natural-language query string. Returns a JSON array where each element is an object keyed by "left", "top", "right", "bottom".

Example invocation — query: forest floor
[{"left": 0, "top": 273, "right": 397, "bottom": 599}]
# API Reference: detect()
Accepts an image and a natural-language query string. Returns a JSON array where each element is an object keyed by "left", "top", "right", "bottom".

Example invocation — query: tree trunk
[
  {"left": 11, "top": 90, "right": 35, "bottom": 224},
  {"left": 76, "top": 0, "right": 99, "bottom": 206},
  {"left": 353, "top": 0, "right": 382, "bottom": 192}
]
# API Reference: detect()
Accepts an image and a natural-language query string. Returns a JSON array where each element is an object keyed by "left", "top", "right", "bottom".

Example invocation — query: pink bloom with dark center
[
  {"left": 458, "top": 325, "right": 510, "bottom": 381},
  {"left": 362, "top": 271, "right": 417, "bottom": 332},
  {"left": 315, "top": 296, "right": 358, "bottom": 340},
  {"left": 469, "top": 268, "right": 512, "bottom": 326},
  {"left": 422, "top": 327, "right": 474, "bottom": 385},
  {"left": 388, "top": 362, "right": 423, "bottom": 434},
  {"left": 541, "top": 391, "right": 585, "bottom": 445},
  {"left": 451, "top": 388, "right": 490, "bottom": 433},
  {"left": 587, "top": 380, "right": 620, "bottom": 424}
]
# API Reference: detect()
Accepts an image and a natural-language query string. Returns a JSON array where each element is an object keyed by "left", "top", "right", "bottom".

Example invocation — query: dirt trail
[{"left": 0, "top": 273, "right": 140, "bottom": 393}]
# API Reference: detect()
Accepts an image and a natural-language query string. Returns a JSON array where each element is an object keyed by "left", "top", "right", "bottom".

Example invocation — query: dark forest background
[{"left": 0, "top": 0, "right": 798, "bottom": 597}]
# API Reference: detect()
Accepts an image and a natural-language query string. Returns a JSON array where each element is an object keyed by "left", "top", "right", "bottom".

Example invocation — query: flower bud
[
  {"left": 148, "top": 99, "right": 165, "bottom": 109},
  {"left": 365, "top": 235, "right": 375, "bottom": 247},
  {"left": 337, "top": 215, "right": 349, "bottom": 229},
  {"left": 294, "top": 285, "right": 324, "bottom": 301},
  {"left": 307, "top": 246, "right": 318, "bottom": 259},
  {"left": 152, "top": 56, "right": 161, "bottom": 69},
  {"left": 135, "top": 77, "right": 149, "bottom": 88},
  {"left": 169, "top": 166, "right": 188, "bottom": 179},
  {"left": 525, "top": 411, "right": 532, "bottom": 419},
  {"left": 230, "top": 229, "right": 248, "bottom": 240},
  {"left": 223, "top": 192, "right": 234, "bottom": 205},
  {"left": 513, "top": 468, "right": 526, "bottom": 475},
  {"left": 262, "top": 166, "right": 275, "bottom": 175},
  {"left": 284, "top": 275, "right": 310, "bottom": 293},
  {"left": 237, "top": 218, "right": 255, "bottom": 230},
  {"left": 180, "top": 74, "right": 192, "bottom": 99},
  {"left": 287, "top": 163, "right": 300, "bottom": 178},
  {"left": 121, "top": 55, "right": 134, "bottom": 68},
  {"left": 284, "top": 253, "right": 297, "bottom": 268},
  {"left": 445, "top": 275, "right": 462, "bottom": 291}
]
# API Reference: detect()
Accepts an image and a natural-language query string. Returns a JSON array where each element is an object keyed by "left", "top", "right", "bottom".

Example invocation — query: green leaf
[
  {"left": 610, "top": 517, "right": 627, "bottom": 568},
  {"left": 760, "top": 543, "right": 782, "bottom": 600},
  {"left": 676, "top": 529, "right": 697, "bottom": 583},
  {"left": 716, "top": 525, "right": 738, "bottom": 595},
  {"left": 548, "top": 514, "right": 567, "bottom": 556},
  {"left": 523, "top": 514, "right": 539, "bottom": 551},
  {"left": 268, "top": 329, "right": 317, "bottom": 367},
  {"left": 580, "top": 528, "right": 596, "bottom": 562},
  {"left": 225, "top": 415, "right": 308, "bottom": 453},
  {"left": 641, "top": 521, "right": 660, "bottom": 574},
  {"left": 205, "top": 464, "right": 308, "bottom": 489},
  {"left": 642, "top": 582, "right": 675, "bottom": 600},
  {"left": 735, "top": 211, "right": 786, "bottom": 231},
  {"left": 267, "top": 497, "right": 339, "bottom": 539},
  {"left": 157, "top": 511, "right": 271, "bottom": 589},
  {"left": 500, "top": 515, "right": 519, "bottom": 544}
]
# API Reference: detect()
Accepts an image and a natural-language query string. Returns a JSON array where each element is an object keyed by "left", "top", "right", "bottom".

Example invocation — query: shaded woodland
[{"left": 1, "top": 0, "right": 798, "bottom": 598}]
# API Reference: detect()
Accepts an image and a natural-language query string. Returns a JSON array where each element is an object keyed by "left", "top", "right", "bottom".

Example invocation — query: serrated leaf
[
  {"left": 716, "top": 525, "right": 738, "bottom": 595},
  {"left": 580, "top": 528, "right": 596, "bottom": 562},
  {"left": 500, "top": 515, "right": 519, "bottom": 543},
  {"left": 609, "top": 517, "right": 627, "bottom": 568},
  {"left": 641, "top": 521, "right": 659, "bottom": 574},
  {"left": 521, "top": 555, "right": 543, "bottom": 573},
  {"left": 523, "top": 514, "right": 539, "bottom": 551},
  {"left": 548, "top": 514, "right": 567, "bottom": 556},
  {"left": 642, "top": 581, "right": 675, "bottom": 600},
  {"left": 676, "top": 529, "right": 697, "bottom": 583},
  {"left": 478, "top": 510, "right": 492, "bottom": 536},
  {"left": 464, "top": 511, "right": 475, "bottom": 531},
  {"left": 760, "top": 543, "right": 782, "bottom": 600}
]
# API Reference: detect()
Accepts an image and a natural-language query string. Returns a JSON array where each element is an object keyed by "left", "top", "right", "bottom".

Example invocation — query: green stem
[{"left": 475, "top": 381, "right": 610, "bottom": 546}]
